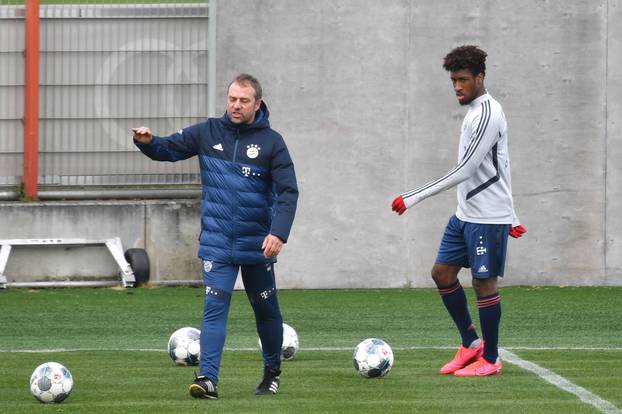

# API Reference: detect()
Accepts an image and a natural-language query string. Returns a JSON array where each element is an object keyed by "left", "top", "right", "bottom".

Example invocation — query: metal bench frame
[{"left": 0, "top": 237, "right": 136, "bottom": 288}]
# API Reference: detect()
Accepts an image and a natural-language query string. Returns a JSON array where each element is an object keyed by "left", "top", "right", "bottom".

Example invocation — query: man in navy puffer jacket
[{"left": 132, "top": 74, "right": 298, "bottom": 399}]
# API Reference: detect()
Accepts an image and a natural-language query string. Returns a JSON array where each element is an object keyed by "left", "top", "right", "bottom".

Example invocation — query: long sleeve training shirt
[{"left": 401, "top": 93, "right": 519, "bottom": 226}]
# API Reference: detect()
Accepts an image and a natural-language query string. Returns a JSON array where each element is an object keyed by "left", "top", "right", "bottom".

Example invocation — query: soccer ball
[
  {"left": 258, "top": 322, "right": 299, "bottom": 361},
  {"left": 30, "top": 362, "right": 73, "bottom": 403},
  {"left": 353, "top": 338, "right": 394, "bottom": 378},
  {"left": 167, "top": 327, "right": 201, "bottom": 366},
  {"left": 281, "top": 323, "right": 300, "bottom": 360}
]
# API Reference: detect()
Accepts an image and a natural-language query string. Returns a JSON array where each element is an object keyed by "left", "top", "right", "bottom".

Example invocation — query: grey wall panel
[
  {"left": 0, "top": 18, "right": 23, "bottom": 52},
  {"left": 145, "top": 200, "right": 202, "bottom": 282},
  {"left": 0, "top": 201, "right": 145, "bottom": 281},
  {"left": 0, "top": 121, "right": 22, "bottom": 151},
  {"left": 406, "top": 1, "right": 608, "bottom": 285},
  {"left": 0, "top": 4, "right": 209, "bottom": 189},
  {"left": 0, "top": 200, "right": 201, "bottom": 283},
  {"left": 39, "top": 152, "right": 199, "bottom": 177},
  {"left": 2, "top": 1, "right": 622, "bottom": 286},
  {"left": 38, "top": 118, "right": 206, "bottom": 152},
  {"left": 216, "top": 0, "right": 412, "bottom": 288},
  {"left": 217, "top": 0, "right": 620, "bottom": 287},
  {"left": 497, "top": 2, "right": 607, "bottom": 284},
  {"left": 0, "top": 154, "right": 21, "bottom": 183},
  {"left": 607, "top": 0, "right": 622, "bottom": 281},
  {"left": 0, "top": 52, "right": 23, "bottom": 85},
  {"left": 40, "top": 85, "right": 207, "bottom": 119},
  {"left": 40, "top": 50, "right": 208, "bottom": 85},
  {"left": 41, "top": 18, "right": 208, "bottom": 52},
  {"left": 0, "top": 86, "right": 22, "bottom": 119}
]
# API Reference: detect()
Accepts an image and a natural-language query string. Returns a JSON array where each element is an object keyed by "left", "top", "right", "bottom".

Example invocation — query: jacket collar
[
  {"left": 469, "top": 92, "right": 490, "bottom": 108},
  {"left": 221, "top": 101, "right": 270, "bottom": 131}
]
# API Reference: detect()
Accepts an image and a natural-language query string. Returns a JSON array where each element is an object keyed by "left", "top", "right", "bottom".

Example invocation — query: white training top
[{"left": 401, "top": 93, "right": 519, "bottom": 226}]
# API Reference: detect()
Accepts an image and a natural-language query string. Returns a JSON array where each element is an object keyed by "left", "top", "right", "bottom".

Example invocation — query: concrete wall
[
  {"left": 0, "top": 200, "right": 202, "bottom": 284},
  {"left": 1, "top": 0, "right": 621, "bottom": 288},
  {"left": 607, "top": 0, "right": 622, "bottom": 282},
  {"left": 214, "top": 0, "right": 622, "bottom": 287}
]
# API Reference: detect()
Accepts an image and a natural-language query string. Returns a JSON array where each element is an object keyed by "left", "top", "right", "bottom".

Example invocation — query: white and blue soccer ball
[
  {"left": 167, "top": 327, "right": 201, "bottom": 366},
  {"left": 30, "top": 362, "right": 74, "bottom": 403},
  {"left": 353, "top": 338, "right": 394, "bottom": 378},
  {"left": 258, "top": 322, "right": 299, "bottom": 361}
]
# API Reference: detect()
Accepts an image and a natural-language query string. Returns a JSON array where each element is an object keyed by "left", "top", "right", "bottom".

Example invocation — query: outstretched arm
[
  {"left": 392, "top": 108, "right": 499, "bottom": 215},
  {"left": 132, "top": 124, "right": 200, "bottom": 162}
]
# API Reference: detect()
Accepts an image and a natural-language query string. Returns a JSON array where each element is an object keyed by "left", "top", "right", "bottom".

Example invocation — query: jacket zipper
[
  {"left": 231, "top": 129, "right": 241, "bottom": 260},
  {"left": 232, "top": 129, "right": 240, "bottom": 162}
]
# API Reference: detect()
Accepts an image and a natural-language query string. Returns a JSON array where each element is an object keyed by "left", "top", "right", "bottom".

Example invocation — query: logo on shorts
[
  {"left": 476, "top": 246, "right": 487, "bottom": 256},
  {"left": 246, "top": 144, "right": 260, "bottom": 159},
  {"left": 203, "top": 260, "right": 213, "bottom": 273},
  {"left": 478, "top": 265, "right": 488, "bottom": 273}
]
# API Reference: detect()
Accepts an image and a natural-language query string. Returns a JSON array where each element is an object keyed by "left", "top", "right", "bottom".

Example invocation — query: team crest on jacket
[
  {"left": 203, "top": 260, "right": 213, "bottom": 273},
  {"left": 246, "top": 144, "right": 260, "bottom": 159}
]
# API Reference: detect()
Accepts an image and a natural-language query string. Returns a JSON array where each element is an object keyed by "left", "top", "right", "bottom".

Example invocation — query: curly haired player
[{"left": 392, "top": 45, "right": 526, "bottom": 376}]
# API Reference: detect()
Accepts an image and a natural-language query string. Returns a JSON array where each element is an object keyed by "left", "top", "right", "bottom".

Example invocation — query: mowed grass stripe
[
  {"left": 4, "top": 346, "right": 622, "bottom": 353},
  {"left": 6, "top": 347, "right": 621, "bottom": 412},
  {"left": 0, "top": 349, "right": 609, "bottom": 414},
  {"left": 1, "top": 287, "right": 621, "bottom": 350}
]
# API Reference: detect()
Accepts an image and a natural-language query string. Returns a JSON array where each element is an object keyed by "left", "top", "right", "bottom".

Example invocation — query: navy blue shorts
[{"left": 435, "top": 215, "right": 510, "bottom": 279}]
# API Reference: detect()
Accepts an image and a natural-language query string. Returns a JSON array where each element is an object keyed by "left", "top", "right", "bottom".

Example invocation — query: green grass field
[{"left": 1, "top": 287, "right": 621, "bottom": 413}]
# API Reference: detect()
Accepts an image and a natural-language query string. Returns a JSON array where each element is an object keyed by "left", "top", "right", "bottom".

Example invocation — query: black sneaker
[
  {"left": 254, "top": 366, "right": 281, "bottom": 395},
  {"left": 189, "top": 375, "right": 218, "bottom": 399}
]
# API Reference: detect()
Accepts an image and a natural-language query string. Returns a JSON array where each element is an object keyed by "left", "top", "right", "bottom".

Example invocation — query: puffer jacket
[{"left": 134, "top": 102, "right": 298, "bottom": 264}]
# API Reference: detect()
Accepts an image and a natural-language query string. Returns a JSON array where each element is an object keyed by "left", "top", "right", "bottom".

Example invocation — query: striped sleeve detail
[{"left": 402, "top": 100, "right": 491, "bottom": 201}]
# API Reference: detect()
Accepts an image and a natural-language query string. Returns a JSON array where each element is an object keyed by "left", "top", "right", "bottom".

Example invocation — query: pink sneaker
[
  {"left": 454, "top": 356, "right": 502, "bottom": 377},
  {"left": 439, "top": 341, "right": 484, "bottom": 374}
]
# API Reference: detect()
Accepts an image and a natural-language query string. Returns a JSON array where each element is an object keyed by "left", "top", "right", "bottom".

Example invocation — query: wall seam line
[{"left": 604, "top": 0, "right": 609, "bottom": 282}]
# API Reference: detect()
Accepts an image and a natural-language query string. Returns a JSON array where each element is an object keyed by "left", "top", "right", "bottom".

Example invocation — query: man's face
[
  {"left": 450, "top": 69, "right": 484, "bottom": 105},
  {"left": 227, "top": 82, "right": 261, "bottom": 124}
]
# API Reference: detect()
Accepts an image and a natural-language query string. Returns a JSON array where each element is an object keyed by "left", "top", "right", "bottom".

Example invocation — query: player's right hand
[
  {"left": 391, "top": 195, "right": 407, "bottom": 215},
  {"left": 131, "top": 126, "right": 152, "bottom": 144}
]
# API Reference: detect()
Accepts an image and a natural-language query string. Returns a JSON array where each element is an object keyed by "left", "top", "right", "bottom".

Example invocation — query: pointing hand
[{"left": 132, "top": 127, "right": 153, "bottom": 144}]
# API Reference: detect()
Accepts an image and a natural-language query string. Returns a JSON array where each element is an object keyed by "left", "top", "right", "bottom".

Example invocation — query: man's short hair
[
  {"left": 443, "top": 45, "right": 487, "bottom": 76},
  {"left": 228, "top": 73, "right": 263, "bottom": 100}
]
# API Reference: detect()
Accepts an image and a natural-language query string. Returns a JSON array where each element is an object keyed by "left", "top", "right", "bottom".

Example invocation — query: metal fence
[{"left": 0, "top": 1, "right": 213, "bottom": 198}]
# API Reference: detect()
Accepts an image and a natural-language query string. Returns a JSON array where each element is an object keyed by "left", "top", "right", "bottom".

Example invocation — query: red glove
[
  {"left": 392, "top": 195, "right": 407, "bottom": 215},
  {"left": 509, "top": 225, "right": 526, "bottom": 238}
]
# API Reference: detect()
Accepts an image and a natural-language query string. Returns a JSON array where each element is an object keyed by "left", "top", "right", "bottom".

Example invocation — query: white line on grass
[{"left": 500, "top": 349, "right": 622, "bottom": 414}]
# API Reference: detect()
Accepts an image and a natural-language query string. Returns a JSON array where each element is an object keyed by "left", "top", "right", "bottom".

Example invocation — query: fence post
[{"left": 23, "top": 0, "right": 40, "bottom": 199}]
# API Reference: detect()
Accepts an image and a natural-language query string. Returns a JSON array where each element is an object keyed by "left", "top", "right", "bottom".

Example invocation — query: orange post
[{"left": 23, "top": 0, "right": 40, "bottom": 199}]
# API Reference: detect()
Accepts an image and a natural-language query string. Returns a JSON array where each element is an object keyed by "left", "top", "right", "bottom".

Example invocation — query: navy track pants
[{"left": 199, "top": 260, "right": 283, "bottom": 382}]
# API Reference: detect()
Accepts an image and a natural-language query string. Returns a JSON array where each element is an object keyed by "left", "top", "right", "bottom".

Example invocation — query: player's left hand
[
  {"left": 262, "top": 234, "right": 284, "bottom": 258},
  {"left": 392, "top": 195, "right": 407, "bottom": 215},
  {"left": 509, "top": 225, "right": 527, "bottom": 238}
]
